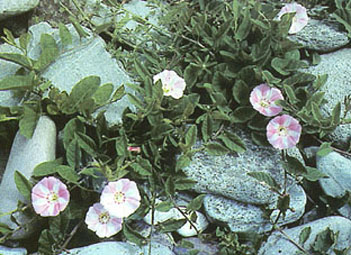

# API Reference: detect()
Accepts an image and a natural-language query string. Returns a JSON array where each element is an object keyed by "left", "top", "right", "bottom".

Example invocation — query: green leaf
[
  {"left": 201, "top": 113, "right": 213, "bottom": 143},
  {"left": 19, "top": 33, "right": 31, "bottom": 50},
  {"left": 127, "top": 93, "right": 144, "bottom": 110},
  {"left": 317, "top": 142, "right": 333, "bottom": 157},
  {"left": 57, "top": 165, "right": 79, "bottom": 183},
  {"left": 92, "top": 83, "right": 113, "bottom": 106},
  {"left": 262, "top": 70, "right": 281, "bottom": 84},
  {"left": 131, "top": 157, "right": 153, "bottom": 176},
  {"left": 155, "top": 200, "right": 173, "bottom": 212},
  {"left": 312, "top": 74, "right": 328, "bottom": 90},
  {"left": 14, "top": 170, "right": 33, "bottom": 200},
  {"left": 187, "top": 194, "right": 205, "bottom": 211},
  {"left": 235, "top": 9, "right": 251, "bottom": 41},
  {"left": 232, "top": 80, "right": 249, "bottom": 105},
  {"left": 284, "top": 84, "right": 298, "bottom": 104},
  {"left": 299, "top": 226, "right": 311, "bottom": 245},
  {"left": 63, "top": 118, "right": 85, "bottom": 149},
  {"left": 185, "top": 125, "right": 197, "bottom": 148},
  {"left": 0, "top": 223, "right": 12, "bottom": 234},
  {"left": 277, "top": 193, "right": 290, "bottom": 215},
  {"left": 66, "top": 138, "right": 81, "bottom": 168},
  {"left": 123, "top": 223, "right": 147, "bottom": 246},
  {"left": 34, "top": 34, "right": 59, "bottom": 71},
  {"left": 70, "top": 17, "right": 90, "bottom": 38},
  {"left": 75, "top": 132, "right": 97, "bottom": 157},
  {"left": 33, "top": 159, "right": 62, "bottom": 177},
  {"left": 231, "top": 106, "right": 256, "bottom": 123},
  {"left": 58, "top": 23, "right": 72, "bottom": 46},
  {"left": 111, "top": 85, "right": 125, "bottom": 102},
  {"left": 205, "top": 143, "right": 229, "bottom": 155},
  {"left": 165, "top": 176, "right": 175, "bottom": 196},
  {"left": 176, "top": 154, "right": 191, "bottom": 172},
  {"left": 19, "top": 105, "right": 40, "bottom": 139},
  {"left": 134, "top": 59, "right": 150, "bottom": 80},
  {"left": 218, "top": 131, "right": 246, "bottom": 153},
  {"left": 303, "top": 167, "right": 329, "bottom": 182},
  {"left": 332, "top": 102, "right": 341, "bottom": 126},
  {"left": 247, "top": 171, "right": 280, "bottom": 190},
  {"left": 2, "top": 28, "right": 15, "bottom": 45},
  {"left": 311, "top": 228, "right": 336, "bottom": 253},
  {"left": 67, "top": 76, "right": 101, "bottom": 111},
  {"left": 38, "top": 230, "right": 55, "bottom": 255},
  {"left": 159, "top": 218, "right": 187, "bottom": 233},
  {"left": 282, "top": 155, "right": 307, "bottom": 176},
  {"left": 174, "top": 177, "right": 196, "bottom": 191},
  {"left": 0, "top": 74, "right": 34, "bottom": 90},
  {"left": 0, "top": 53, "right": 32, "bottom": 69}
]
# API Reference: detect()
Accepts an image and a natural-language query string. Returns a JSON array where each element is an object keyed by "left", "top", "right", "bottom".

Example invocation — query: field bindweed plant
[{"left": 0, "top": 0, "right": 351, "bottom": 254}]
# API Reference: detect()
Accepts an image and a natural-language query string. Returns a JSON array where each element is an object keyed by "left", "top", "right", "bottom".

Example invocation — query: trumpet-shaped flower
[
  {"left": 277, "top": 2, "right": 308, "bottom": 34},
  {"left": 100, "top": 178, "right": 141, "bottom": 218},
  {"left": 249, "top": 84, "right": 284, "bottom": 117},
  {"left": 266, "top": 114, "right": 302, "bottom": 149},
  {"left": 85, "top": 203, "right": 123, "bottom": 238},
  {"left": 31, "top": 176, "right": 70, "bottom": 217},
  {"left": 127, "top": 146, "right": 141, "bottom": 153},
  {"left": 153, "top": 70, "right": 186, "bottom": 99}
]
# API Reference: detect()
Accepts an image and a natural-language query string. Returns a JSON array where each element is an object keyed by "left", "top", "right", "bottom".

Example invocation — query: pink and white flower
[
  {"left": 249, "top": 84, "right": 284, "bottom": 117},
  {"left": 127, "top": 146, "right": 141, "bottom": 153},
  {"left": 276, "top": 2, "right": 308, "bottom": 34},
  {"left": 153, "top": 70, "right": 186, "bottom": 99},
  {"left": 85, "top": 203, "right": 123, "bottom": 238},
  {"left": 100, "top": 178, "right": 141, "bottom": 218},
  {"left": 31, "top": 176, "right": 70, "bottom": 217},
  {"left": 266, "top": 114, "right": 302, "bottom": 149}
]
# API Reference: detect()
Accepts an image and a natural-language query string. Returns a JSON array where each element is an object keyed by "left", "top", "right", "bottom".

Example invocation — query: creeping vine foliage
[{"left": 0, "top": 0, "right": 350, "bottom": 254}]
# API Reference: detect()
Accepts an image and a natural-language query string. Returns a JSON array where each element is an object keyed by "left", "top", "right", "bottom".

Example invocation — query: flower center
[
  {"left": 114, "top": 192, "right": 126, "bottom": 204},
  {"left": 98, "top": 212, "right": 110, "bottom": 224},
  {"left": 162, "top": 85, "right": 170, "bottom": 93},
  {"left": 278, "top": 126, "right": 288, "bottom": 136},
  {"left": 47, "top": 192, "right": 58, "bottom": 202},
  {"left": 260, "top": 99, "right": 270, "bottom": 108}
]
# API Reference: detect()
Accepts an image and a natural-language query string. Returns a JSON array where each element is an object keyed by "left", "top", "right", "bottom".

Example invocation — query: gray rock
[
  {"left": 0, "top": 0, "right": 39, "bottom": 21},
  {"left": 288, "top": 19, "right": 350, "bottom": 52},
  {"left": 258, "top": 216, "right": 351, "bottom": 255},
  {"left": 0, "top": 22, "right": 136, "bottom": 126},
  {"left": 317, "top": 151, "right": 351, "bottom": 198},
  {"left": 339, "top": 204, "right": 351, "bottom": 219},
  {"left": 60, "top": 242, "right": 141, "bottom": 255},
  {"left": 174, "top": 237, "right": 219, "bottom": 255},
  {"left": 0, "top": 116, "right": 56, "bottom": 239},
  {"left": 59, "top": 241, "right": 175, "bottom": 255},
  {"left": 0, "top": 246, "right": 27, "bottom": 255},
  {"left": 182, "top": 130, "right": 302, "bottom": 205},
  {"left": 204, "top": 183, "right": 306, "bottom": 233},
  {"left": 305, "top": 48, "right": 351, "bottom": 146}
]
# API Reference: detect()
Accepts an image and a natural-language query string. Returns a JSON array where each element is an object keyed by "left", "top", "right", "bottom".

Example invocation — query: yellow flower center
[
  {"left": 260, "top": 99, "right": 270, "bottom": 108},
  {"left": 99, "top": 212, "right": 110, "bottom": 224},
  {"left": 162, "top": 86, "right": 170, "bottom": 93},
  {"left": 114, "top": 192, "right": 125, "bottom": 204},
  {"left": 278, "top": 126, "right": 288, "bottom": 136},
  {"left": 47, "top": 192, "right": 58, "bottom": 202}
]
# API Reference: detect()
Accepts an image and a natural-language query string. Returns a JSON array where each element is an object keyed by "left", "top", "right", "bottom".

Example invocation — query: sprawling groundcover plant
[{"left": 0, "top": 0, "right": 350, "bottom": 254}]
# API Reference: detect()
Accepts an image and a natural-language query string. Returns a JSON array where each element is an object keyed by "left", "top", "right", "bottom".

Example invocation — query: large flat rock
[
  {"left": 305, "top": 48, "right": 351, "bottom": 146},
  {"left": 0, "top": 116, "right": 56, "bottom": 238},
  {"left": 258, "top": 216, "right": 351, "bottom": 255}
]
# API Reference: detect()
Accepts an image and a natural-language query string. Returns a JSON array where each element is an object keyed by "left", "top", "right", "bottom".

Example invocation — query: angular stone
[
  {"left": 204, "top": 183, "right": 306, "bottom": 233},
  {"left": 317, "top": 151, "right": 351, "bottom": 198},
  {"left": 182, "top": 130, "right": 302, "bottom": 205},
  {"left": 0, "top": 0, "right": 39, "bottom": 21},
  {"left": 0, "top": 116, "right": 56, "bottom": 238},
  {"left": 305, "top": 48, "right": 351, "bottom": 146},
  {"left": 258, "top": 216, "right": 351, "bottom": 255},
  {"left": 173, "top": 238, "right": 219, "bottom": 255},
  {"left": 288, "top": 19, "right": 350, "bottom": 52},
  {"left": 0, "top": 246, "right": 27, "bottom": 255},
  {"left": 59, "top": 241, "right": 175, "bottom": 255},
  {"left": 0, "top": 22, "right": 136, "bottom": 126}
]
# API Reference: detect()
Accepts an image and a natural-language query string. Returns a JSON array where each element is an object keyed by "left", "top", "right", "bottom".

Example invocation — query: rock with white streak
[
  {"left": 0, "top": 116, "right": 56, "bottom": 239},
  {"left": 0, "top": 246, "right": 27, "bottom": 255}
]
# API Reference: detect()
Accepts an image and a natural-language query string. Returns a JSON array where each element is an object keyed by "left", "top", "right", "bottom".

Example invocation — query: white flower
[
  {"left": 153, "top": 70, "right": 186, "bottom": 99},
  {"left": 277, "top": 3, "right": 308, "bottom": 34}
]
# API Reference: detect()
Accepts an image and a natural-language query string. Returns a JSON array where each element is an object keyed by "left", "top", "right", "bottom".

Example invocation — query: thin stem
[
  {"left": 275, "top": 225, "right": 311, "bottom": 255},
  {"left": 60, "top": 221, "right": 83, "bottom": 251}
]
